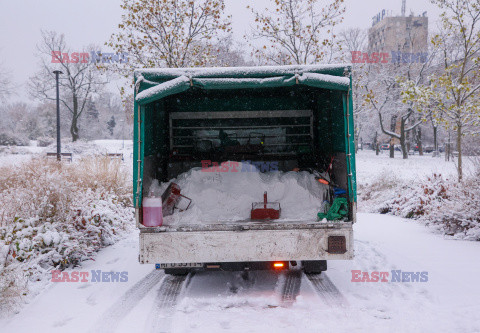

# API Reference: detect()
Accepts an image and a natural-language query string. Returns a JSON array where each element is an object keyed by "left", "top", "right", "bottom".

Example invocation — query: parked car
[
  {"left": 363, "top": 142, "right": 373, "bottom": 150},
  {"left": 380, "top": 144, "right": 390, "bottom": 150}
]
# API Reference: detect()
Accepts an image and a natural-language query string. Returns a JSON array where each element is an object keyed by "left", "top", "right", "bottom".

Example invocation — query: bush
[
  {"left": 358, "top": 170, "right": 400, "bottom": 202},
  {"left": 377, "top": 174, "right": 449, "bottom": 218},
  {"left": 0, "top": 132, "right": 29, "bottom": 146},
  {"left": 371, "top": 174, "right": 480, "bottom": 241},
  {"left": 0, "top": 157, "right": 134, "bottom": 315},
  {"left": 36, "top": 137, "right": 54, "bottom": 147},
  {"left": 0, "top": 267, "right": 26, "bottom": 315}
]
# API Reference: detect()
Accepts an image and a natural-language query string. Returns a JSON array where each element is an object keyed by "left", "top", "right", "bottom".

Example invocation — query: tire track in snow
[
  {"left": 281, "top": 270, "right": 302, "bottom": 306},
  {"left": 306, "top": 273, "right": 348, "bottom": 307},
  {"left": 148, "top": 273, "right": 193, "bottom": 333},
  {"left": 92, "top": 270, "right": 163, "bottom": 333}
]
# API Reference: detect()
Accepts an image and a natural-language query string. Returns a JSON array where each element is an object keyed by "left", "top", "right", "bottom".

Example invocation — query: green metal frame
[{"left": 133, "top": 65, "right": 356, "bottom": 209}]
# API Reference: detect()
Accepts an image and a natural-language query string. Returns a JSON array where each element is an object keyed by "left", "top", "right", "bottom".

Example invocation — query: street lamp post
[{"left": 53, "top": 70, "right": 63, "bottom": 161}]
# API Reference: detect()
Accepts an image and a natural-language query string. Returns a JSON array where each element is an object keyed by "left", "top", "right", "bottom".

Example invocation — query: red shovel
[
  {"left": 251, "top": 191, "right": 281, "bottom": 220},
  {"left": 161, "top": 182, "right": 192, "bottom": 217}
]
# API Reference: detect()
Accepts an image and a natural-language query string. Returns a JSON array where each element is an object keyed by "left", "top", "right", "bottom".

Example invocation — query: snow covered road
[{"left": 2, "top": 213, "right": 480, "bottom": 333}]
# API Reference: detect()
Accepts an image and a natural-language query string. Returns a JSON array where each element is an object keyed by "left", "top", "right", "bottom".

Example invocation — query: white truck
[{"left": 133, "top": 65, "right": 356, "bottom": 275}]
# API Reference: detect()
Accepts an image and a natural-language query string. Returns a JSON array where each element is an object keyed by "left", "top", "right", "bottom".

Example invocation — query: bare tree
[
  {"left": 403, "top": 0, "right": 480, "bottom": 180},
  {"left": 339, "top": 28, "right": 367, "bottom": 151},
  {"left": 364, "top": 61, "right": 428, "bottom": 159},
  {"left": 29, "top": 30, "right": 107, "bottom": 142},
  {"left": 0, "top": 64, "right": 13, "bottom": 102},
  {"left": 401, "top": 80, "right": 443, "bottom": 154},
  {"left": 339, "top": 27, "right": 367, "bottom": 57},
  {"left": 247, "top": 0, "right": 345, "bottom": 65},
  {"left": 107, "top": 0, "right": 233, "bottom": 123},
  {"left": 430, "top": 0, "right": 480, "bottom": 181},
  {"left": 206, "top": 36, "right": 252, "bottom": 67},
  {"left": 364, "top": 65, "right": 401, "bottom": 158},
  {"left": 365, "top": 19, "right": 435, "bottom": 160},
  {"left": 108, "top": 0, "right": 231, "bottom": 74}
]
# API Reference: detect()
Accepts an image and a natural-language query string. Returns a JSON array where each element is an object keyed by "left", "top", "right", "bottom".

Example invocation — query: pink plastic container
[{"left": 142, "top": 196, "right": 163, "bottom": 227}]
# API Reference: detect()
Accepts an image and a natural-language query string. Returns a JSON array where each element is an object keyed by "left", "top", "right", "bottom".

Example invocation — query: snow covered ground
[
  {"left": 1, "top": 213, "right": 479, "bottom": 332},
  {"left": 0, "top": 139, "right": 133, "bottom": 167},
  {"left": 1, "top": 142, "right": 479, "bottom": 332},
  {"left": 356, "top": 149, "right": 474, "bottom": 186}
]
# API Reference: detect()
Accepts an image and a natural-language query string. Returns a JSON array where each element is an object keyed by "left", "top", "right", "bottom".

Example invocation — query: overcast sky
[{"left": 0, "top": 0, "right": 443, "bottom": 102}]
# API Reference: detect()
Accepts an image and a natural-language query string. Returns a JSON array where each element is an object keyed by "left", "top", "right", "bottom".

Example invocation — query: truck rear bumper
[{"left": 139, "top": 223, "right": 354, "bottom": 264}]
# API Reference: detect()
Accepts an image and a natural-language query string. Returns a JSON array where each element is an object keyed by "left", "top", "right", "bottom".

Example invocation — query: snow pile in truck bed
[{"left": 150, "top": 162, "right": 327, "bottom": 225}]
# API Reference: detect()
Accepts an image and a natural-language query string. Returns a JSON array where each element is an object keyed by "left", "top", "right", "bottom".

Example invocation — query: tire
[
  {"left": 164, "top": 268, "right": 190, "bottom": 276},
  {"left": 302, "top": 260, "right": 327, "bottom": 274}
]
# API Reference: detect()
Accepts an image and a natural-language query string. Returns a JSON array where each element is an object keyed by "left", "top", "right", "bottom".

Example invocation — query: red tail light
[{"left": 273, "top": 262, "right": 287, "bottom": 270}]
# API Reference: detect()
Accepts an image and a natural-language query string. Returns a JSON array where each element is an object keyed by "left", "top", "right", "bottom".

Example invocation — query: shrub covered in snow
[
  {"left": 358, "top": 170, "right": 401, "bottom": 206},
  {"left": 0, "top": 157, "right": 134, "bottom": 315},
  {"left": 36, "top": 137, "right": 54, "bottom": 147},
  {"left": 0, "top": 132, "right": 29, "bottom": 146},
  {"left": 361, "top": 173, "right": 480, "bottom": 241}
]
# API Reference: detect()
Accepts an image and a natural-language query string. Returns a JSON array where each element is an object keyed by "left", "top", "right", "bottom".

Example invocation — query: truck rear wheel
[{"left": 302, "top": 260, "right": 327, "bottom": 274}]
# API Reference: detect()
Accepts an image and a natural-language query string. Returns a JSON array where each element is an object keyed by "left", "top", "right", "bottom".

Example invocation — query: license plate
[{"left": 156, "top": 263, "right": 203, "bottom": 269}]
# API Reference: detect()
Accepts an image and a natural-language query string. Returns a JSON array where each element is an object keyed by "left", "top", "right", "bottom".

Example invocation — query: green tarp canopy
[{"left": 134, "top": 65, "right": 352, "bottom": 106}]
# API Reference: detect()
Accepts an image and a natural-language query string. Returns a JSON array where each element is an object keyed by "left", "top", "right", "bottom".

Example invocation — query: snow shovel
[
  {"left": 251, "top": 191, "right": 281, "bottom": 220},
  {"left": 161, "top": 182, "right": 192, "bottom": 217}
]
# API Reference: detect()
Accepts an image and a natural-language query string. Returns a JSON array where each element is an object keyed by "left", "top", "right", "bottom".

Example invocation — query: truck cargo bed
[{"left": 133, "top": 65, "right": 357, "bottom": 268}]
